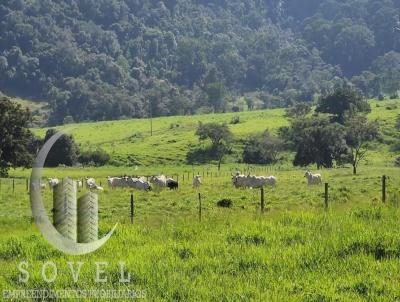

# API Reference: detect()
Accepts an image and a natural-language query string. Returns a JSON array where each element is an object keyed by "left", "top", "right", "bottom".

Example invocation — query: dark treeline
[{"left": 0, "top": 0, "right": 399, "bottom": 125}]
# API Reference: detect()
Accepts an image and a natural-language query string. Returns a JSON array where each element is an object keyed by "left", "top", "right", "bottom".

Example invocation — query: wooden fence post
[
  {"left": 324, "top": 183, "right": 329, "bottom": 209},
  {"left": 198, "top": 193, "right": 202, "bottom": 222},
  {"left": 382, "top": 175, "right": 386, "bottom": 203},
  {"left": 26, "top": 178, "right": 29, "bottom": 191},
  {"left": 260, "top": 187, "right": 265, "bottom": 213},
  {"left": 130, "top": 194, "right": 134, "bottom": 224}
]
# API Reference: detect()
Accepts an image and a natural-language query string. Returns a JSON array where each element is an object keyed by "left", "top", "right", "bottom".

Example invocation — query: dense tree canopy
[
  {"left": 0, "top": 97, "right": 35, "bottom": 176},
  {"left": 0, "top": 0, "right": 399, "bottom": 124}
]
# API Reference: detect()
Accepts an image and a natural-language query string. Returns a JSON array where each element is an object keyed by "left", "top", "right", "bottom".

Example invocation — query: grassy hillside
[{"left": 32, "top": 99, "right": 400, "bottom": 166}]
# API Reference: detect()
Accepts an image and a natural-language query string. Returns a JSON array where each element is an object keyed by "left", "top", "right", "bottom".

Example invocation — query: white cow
[
  {"left": 193, "top": 175, "right": 202, "bottom": 188},
  {"left": 127, "top": 178, "right": 151, "bottom": 191},
  {"left": 48, "top": 178, "right": 59, "bottom": 188},
  {"left": 107, "top": 176, "right": 128, "bottom": 188},
  {"left": 232, "top": 175, "right": 277, "bottom": 188},
  {"left": 150, "top": 175, "right": 167, "bottom": 188},
  {"left": 85, "top": 177, "right": 104, "bottom": 191},
  {"left": 304, "top": 171, "right": 322, "bottom": 185},
  {"left": 85, "top": 177, "right": 97, "bottom": 189}
]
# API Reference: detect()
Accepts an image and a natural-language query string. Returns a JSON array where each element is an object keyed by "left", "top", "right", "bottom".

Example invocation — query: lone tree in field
[
  {"left": 316, "top": 86, "right": 370, "bottom": 124},
  {"left": 0, "top": 97, "right": 35, "bottom": 176},
  {"left": 282, "top": 116, "right": 348, "bottom": 169},
  {"left": 195, "top": 122, "right": 233, "bottom": 170},
  {"left": 345, "top": 116, "right": 379, "bottom": 175},
  {"left": 43, "top": 129, "right": 79, "bottom": 167}
]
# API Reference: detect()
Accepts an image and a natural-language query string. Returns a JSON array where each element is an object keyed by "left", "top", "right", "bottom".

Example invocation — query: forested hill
[{"left": 0, "top": 0, "right": 399, "bottom": 125}]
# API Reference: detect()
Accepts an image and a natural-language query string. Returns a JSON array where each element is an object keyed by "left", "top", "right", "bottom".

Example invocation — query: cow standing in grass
[
  {"left": 48, "top": 178, "right": 59, "bottom": 188},
  {"left": 232, "top": 175, "right": 277, "bottom": 188},
  {"left": 150, "top": 175, "right": 167, "bottom": 188},
  {"left": 166, "top": 178, "right": 179, "bottom": 190},
  {"left": 304, "top": 171, "right": 322, "bottom": 185},
  {"left": 193, "top": 175, "right": 202, "bottom": 189},
  {"left": 85, "top": 177, "right": 104, "bottom": 191}
]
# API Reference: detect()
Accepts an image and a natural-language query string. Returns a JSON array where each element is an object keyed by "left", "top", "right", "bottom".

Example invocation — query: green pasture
[
  {"left": 0, "top": 99, "right": 399, "bottom": 300},
  {"left": 0, "top": 164, "right": 400, "bottom": 300},
  {"left": 31, "top": 99, "right": 400, "bottom": 166}
]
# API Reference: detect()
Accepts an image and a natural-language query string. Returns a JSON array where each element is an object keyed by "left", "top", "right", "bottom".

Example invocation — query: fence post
[
  {"left": 198, "top": 193, "right": 202, "bottom": 222},
  {"left": 260, "top": 187, "right": 265, "bottom": 213},
  {"left": 130, "top": 194, "right": 134, "bottom": 224},
  {"left": 324, "top": 183, "right": 329, "bottom": 209},
  {"left": 26, "top": 178, "right": 29, "bottom": 191},
  {"left": 382, "top": 175, "right": 386, "bottom": 203},
  {"left": 13, "top": 178, "right": 15, "bottom": 193}
]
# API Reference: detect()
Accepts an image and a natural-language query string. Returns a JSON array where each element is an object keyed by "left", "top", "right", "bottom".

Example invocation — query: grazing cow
[
  {"left": 166, "top": 178, "right": 179, "bottom": 190},
  {"left": 232, "top": 175, "right": 277, "bottom": 188},
  {"left": 107, "top": 176, "right": 128, "bottom": 188},
  {"left": 193, "top": 175, "right": 202, "bottom": 188},
  {"left": 150, "top": 175, "right": 167, "bottom": 188},
  {"left": 127, "top": 177, "right": 151, "bottom": 191},
  {"left": 48, "top": 178, "right": 59, "bottom": 188},
  {"left": 304, "top": 171, "right": 322, "bottom": 185},
  {"left": 85, "top": 177, "right": 97, "bottom": 189},
  {"left": 85, "top": 177, "right": 104, "bottom": 191}
]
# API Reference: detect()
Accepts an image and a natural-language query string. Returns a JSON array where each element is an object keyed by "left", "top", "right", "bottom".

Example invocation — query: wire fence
[{"left": 0, "top": 169, "right": 399, "bottom": 222}]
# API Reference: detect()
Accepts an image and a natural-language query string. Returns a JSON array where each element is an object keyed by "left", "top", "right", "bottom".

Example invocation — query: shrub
[
  {"left": 78, "top": 149, "right": 110, "bottom": 167},
  {"left": 217, "top": 199, "right": 233, "bottom": 208},
  {"left": 395, "top": 157, "right": 400, "bottom": 167},
  {"left": 242, "top": 130, "right": 284, "bottom": 164},
  {"left": 170, "top": 123, "right": 180, "bottom": 129},
  {"left": 378, "top": 93, "right": 385, "bottom": 101},
  {"left": 385, "top": 103, "right": 397, "bottom": 110},
  {"left": 390, "top": 92, "right": 399, "bottom": 99},
  {"left": 230, "top": 115, "right": 240, "bottom": 124}
]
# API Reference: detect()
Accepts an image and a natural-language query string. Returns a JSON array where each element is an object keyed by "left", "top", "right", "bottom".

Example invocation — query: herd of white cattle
[{"left": 44, "top": 170, "right": 322, "bottom": 191}]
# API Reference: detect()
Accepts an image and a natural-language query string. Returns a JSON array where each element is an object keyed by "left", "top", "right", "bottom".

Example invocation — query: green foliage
[
  {"left": 317, "top": 86, "right": 371, "bottom": 124},
  {"left": 43, "top": 129, "right": 79, "bottom": 167},
  {"left": 284, "top": 103, "right": 312, "bottom": 119},
  {"left": 0, "top": 97, "right": 34, "bottom": 176},
  {"left": 288, "top": 116, "right": 348, "bottom": 169},
  {"left": 78, "top": 149, "right": 110, "bottom": 167},
  {"left": 345, "top": 116, "right": 380, "bottom": 174},
  {"left": 193, "top": 122, "right": 233, "bottom": 169},
  {"left": 230, "top": 116, "right": 240, "bottom": 125},
  {"left": 1, "top": 0, "right": 398, "bottom": 124},
  {"left": 242, "top": 131, "right": 284, "bottom": 165},
  {"left": 195, "top": 122, "right": 233, "bottom": 148},
  {"left": 396, "top": 115, "right": 400, "bottom": 131}
]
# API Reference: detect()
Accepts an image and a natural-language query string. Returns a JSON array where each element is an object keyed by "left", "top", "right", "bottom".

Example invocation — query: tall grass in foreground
[{"left": 1, "top": 206, "right": 400, "bottom": 301}]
